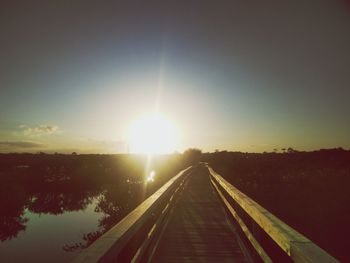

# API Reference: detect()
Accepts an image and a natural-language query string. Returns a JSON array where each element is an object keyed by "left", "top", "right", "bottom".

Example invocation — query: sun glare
[
  {"left": 128, "top": 114, "right": 179, "bottom": 154},
  {"left": 147, "top": 170, "right": 156, "bottom": 182}
]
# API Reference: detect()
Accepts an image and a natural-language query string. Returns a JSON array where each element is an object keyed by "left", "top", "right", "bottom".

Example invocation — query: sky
[{"left": 0, "top": 0, "right": 350, "bottom": 153}]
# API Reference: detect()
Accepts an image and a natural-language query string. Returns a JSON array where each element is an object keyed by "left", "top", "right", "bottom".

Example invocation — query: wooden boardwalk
[
  {"left": 150, "top": 166, "right": 250, "bottom": 262},
  {"left": 72, "top": 164, "right": 339, "bottom": 263}
]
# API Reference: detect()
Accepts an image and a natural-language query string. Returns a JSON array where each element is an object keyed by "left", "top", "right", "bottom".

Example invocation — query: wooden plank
[
  {"left": 151, "top": 166, "right": 250, "bottom": 262},
  {"left": 208, "top": 166, "right": 339, "bottom": 263},
  {"left": 290, "top": 242, "right": 339, "bottom": 263},
  {"left": 131, "top": 178, "right": 188, "bottom": 263},
  {"left": 71, "top": 166, "right": 192, "bottom": 263},
  {"left": 145, "top": 177, "right": 190, "bottom": 263},
  {"left": 210, "top": 176, "right": 273, "bottom": 263}
]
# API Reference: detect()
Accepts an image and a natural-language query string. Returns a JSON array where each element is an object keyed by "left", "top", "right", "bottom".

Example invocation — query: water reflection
[
  {"left": 146, "top": 170, "right": 156, "bottom": 182},
  {"left": 0, "top": 154, "right": 183, "bottom": 262}
]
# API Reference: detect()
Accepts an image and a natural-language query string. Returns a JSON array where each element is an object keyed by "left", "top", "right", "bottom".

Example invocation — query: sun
[{"left": 128, "top": 113, "right": 179, "bottom": 154}]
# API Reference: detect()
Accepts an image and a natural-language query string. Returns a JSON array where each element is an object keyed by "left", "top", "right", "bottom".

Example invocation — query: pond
[
  {"left": 0, "top": 200, "right": 103, "bottom": 262},
  {"left": 0, "top": 154, "right": 184, "bottom": 262}
]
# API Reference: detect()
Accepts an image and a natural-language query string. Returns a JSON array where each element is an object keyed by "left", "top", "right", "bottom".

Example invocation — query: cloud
[
  {"left": 20, "top": 124, "right": 59, "bottom": 136},
  {"left": 0, "top": 141, "right": 45, "bottom": 149}
]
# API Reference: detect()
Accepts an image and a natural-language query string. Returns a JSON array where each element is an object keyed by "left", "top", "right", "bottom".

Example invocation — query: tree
[
  {"left": 182, "top": 148, "right": 202, "bottom": 165},
  {"left": 287, "top": 147, "right": 297, "bottom": 153}
]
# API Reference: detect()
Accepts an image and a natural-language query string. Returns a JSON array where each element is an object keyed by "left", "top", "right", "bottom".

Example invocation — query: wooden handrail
[
  {"left": 208, "top": 166, "right": 339, "bottom": 263},
  {"left": 72, "top": 166, "right": 192, "bottom": 263}
]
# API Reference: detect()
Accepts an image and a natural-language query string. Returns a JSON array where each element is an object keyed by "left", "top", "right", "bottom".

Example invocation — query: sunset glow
[{"left": 128, "top": 114, "right": 179, "bottom": 154}]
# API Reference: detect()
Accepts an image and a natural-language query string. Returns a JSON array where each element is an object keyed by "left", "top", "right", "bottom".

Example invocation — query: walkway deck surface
[{"left": 151, "top": 166, "right": 250, "bottom": 263}]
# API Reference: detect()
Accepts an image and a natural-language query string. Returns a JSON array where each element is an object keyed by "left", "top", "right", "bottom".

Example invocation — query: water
[
  {"left": 0, "top": 179, "right": 122, "bottom": 263},
  {"left": 0, "top": 201, "right": 103, "bottom": 262},
  {"left": 0, "top": 176, "right": 145, "bottom": 262},
  {"left": 0, "top": 154, "right": 183, "bottom": 263}
]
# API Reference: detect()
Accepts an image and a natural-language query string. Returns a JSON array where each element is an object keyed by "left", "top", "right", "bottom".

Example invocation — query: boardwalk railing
[
  {"left": 72, "top": 163, "right": 339, "bottom": 263},
  {"left": 208, "top": 165, "right": 339, "bottom": 263},
  {"left": 72, "top": 166, "right": 192, "bottom": 263}
]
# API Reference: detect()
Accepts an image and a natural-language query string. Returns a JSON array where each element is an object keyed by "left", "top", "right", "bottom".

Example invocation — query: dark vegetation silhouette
[
  {"left": 0, "top": 149, "right": 348, "bottom": 261},
  {"left": 182, "top": 148, "right": 202, "bottom": 166},
  {"left": 202, "top": 148, "right": 350, "bottom": 262},
  {"left": 0, "top": 153, "right": 188, "bottom": 251}
]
